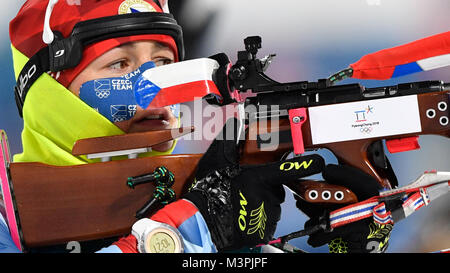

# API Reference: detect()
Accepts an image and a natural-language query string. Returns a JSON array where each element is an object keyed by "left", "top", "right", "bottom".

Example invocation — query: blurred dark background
[{"left": 2, "top": 0, "right": 449, "bottom": 252}]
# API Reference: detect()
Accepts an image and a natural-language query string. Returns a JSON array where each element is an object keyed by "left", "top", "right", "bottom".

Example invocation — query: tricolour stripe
[
  {"left": 141, "top": 58, "right": 222, "bottom": 108},
  {"left": 417, "top": 53, "right": 450, "bottom": 71},
  {"left": 328, "top": 172, "right": 450, "bottom": 229},
  {"left": 350, "top": 31, "right": 450, "bottom": 80},
  {"left": 391, "top": 53, "right": 450, "bottom": 78},
  {"left": 330, "top": 200, "right": 378, "bottom": 228},
  {"left": 402, "top": 192, "right": 424, "bottom": 217},
  {"left": 149, "top": 80, "right": 220, "bottom": 108},
  {"left": 372, "top": 202, "right": 394, "bottom": 225}
]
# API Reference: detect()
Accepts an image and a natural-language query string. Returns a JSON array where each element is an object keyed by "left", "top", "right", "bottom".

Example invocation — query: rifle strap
[{"left": 329, "top": 180, "right": 449, "bottom": 229}]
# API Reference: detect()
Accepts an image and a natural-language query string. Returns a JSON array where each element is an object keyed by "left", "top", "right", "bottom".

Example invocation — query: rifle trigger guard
[{"left": 289, "top": 108, "right": 308, "bottom": 155}]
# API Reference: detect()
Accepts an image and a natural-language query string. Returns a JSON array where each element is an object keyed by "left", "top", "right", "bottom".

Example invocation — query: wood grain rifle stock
[
  {"left": 9, "top": 155, "right": 201, "bottom": 247},
  {"left": 5, "top": 128, "right": 354, "bottom": 249},
  {"left": 242, "top": 91, "right": 450, "bottom": 192},
  {"left": 71, "top": 126, "right": 195, "bottom": 156},
  {"left": 5, "top": 91, "right": 448, "bottom": 249},
  {"left": 7, "top": 127, "right": 200, "bottom": 248}
]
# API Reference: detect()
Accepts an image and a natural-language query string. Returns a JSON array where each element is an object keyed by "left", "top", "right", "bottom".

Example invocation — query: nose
[
  {"left": 131, "top": 40, "right": 175, "bottom": 69},
  {"left": 136, "top": 55, "right": 155, "bottom": 69}
]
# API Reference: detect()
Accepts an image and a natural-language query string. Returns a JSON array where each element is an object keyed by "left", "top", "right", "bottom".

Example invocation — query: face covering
[
  {"left": 79, "top": 61, "right": 180, "bottom": 123},
  {"left": 79, "top": 58, "right": 224, "bottom": 123}
]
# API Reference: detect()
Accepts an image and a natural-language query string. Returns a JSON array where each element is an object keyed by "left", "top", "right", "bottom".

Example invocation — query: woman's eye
[
  {"left": 108, "top": 60, "right": 128, "bottom": 71},
  {"left": 153, "top": 58, "right": 173, "bottom": 67}
]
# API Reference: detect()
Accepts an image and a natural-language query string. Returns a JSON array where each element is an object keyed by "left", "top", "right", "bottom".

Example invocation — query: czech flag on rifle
[
  {"left": 329, "top": 31, "right": 450, "bottom": 83},
  {"left": 351, "top": 31, "right": 450, "bottom": 80}
]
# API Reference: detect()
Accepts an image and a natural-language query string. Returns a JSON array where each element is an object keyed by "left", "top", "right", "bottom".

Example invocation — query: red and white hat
[{"left": 10, "top": 0, "right": 183, "bottom": 88}]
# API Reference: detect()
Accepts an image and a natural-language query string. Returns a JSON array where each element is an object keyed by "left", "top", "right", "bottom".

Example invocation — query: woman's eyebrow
[{"left": 153, "top": 42, "right": 171, "bottom": 50}]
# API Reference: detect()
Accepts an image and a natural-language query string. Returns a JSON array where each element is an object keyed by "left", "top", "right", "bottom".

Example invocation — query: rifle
[
  {"left": 225, "top": 36, "right": 449, "bottom": 192},
  {"left": 0, "top": 36, "right": 448, "bottom": 251}
]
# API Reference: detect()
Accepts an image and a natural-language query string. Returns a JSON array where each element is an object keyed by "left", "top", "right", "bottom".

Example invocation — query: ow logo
[
  {"left": 18, "top": 64, "right": 37, "bottom": 97},
  {"left": 279, "top": 159, "right": 313, "bottom": 171},
  {"left": 238, "top": 191, "right": 248, "bottom": 231}
]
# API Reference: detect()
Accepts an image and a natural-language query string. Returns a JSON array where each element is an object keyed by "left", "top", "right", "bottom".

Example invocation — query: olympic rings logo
[
  {"left": 112, "top": 116, "right": 127, "bottom": 122},
  {"left": 360, "top": 126, "right": 373, "bottom": 134},
  {"left": 95, "top": 90, "right": 111, "bottom": 99}
]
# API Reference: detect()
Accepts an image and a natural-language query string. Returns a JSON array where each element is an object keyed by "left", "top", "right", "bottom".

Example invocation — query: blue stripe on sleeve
[{"left": 177, "top": 211, "right": 217, "bottom": 253}]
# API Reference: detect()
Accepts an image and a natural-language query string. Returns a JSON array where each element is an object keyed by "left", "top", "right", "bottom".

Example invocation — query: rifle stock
[
  {"left": 3, "top": 34, "right": 448, "bottom": 251},
  {"left": 8, "top": 154, "right": 201, "bottom": 248},
  {"left": 4, "top": 35, "right": 449, "bottom": 249},
  {"left": 286, "top": 180, "right": 357, "bottom": 204},
  {"left": 3, "top": 128, "right": 201, "bottom": 249},
  {"left": 3, "top": 88, "right": 448, "bottom": 250},
  {"left": 5, "top": 124, "right": 356, "bottom": 249},
  {"left": 242, "top": 91, "right": 449, "bottom": 191}
]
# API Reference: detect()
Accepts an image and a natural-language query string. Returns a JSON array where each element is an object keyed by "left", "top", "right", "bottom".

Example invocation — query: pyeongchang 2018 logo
[{"left": 351, "top": 105, "right": 379, "bottom": 134}]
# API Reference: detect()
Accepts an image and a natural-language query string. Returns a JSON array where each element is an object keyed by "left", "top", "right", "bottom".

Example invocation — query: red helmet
[{"left": 10, "top": 0, "right": 184, "bottom": 117}]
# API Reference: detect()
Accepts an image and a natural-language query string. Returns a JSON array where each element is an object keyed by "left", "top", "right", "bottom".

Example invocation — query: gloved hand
[
  {"left": 295, "top": 164, "right": 394, "bottom": 253},
  {"left": 184, "top": 118, "right": 325, "bottom": 251}
]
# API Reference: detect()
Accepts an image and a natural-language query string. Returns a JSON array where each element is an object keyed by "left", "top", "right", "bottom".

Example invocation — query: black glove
[
  {"left": 184, "top": 118, "right": 325, "bottom": 251},
  {"left": 296, "top": 164, "right": 394, "bottom": 253}
]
